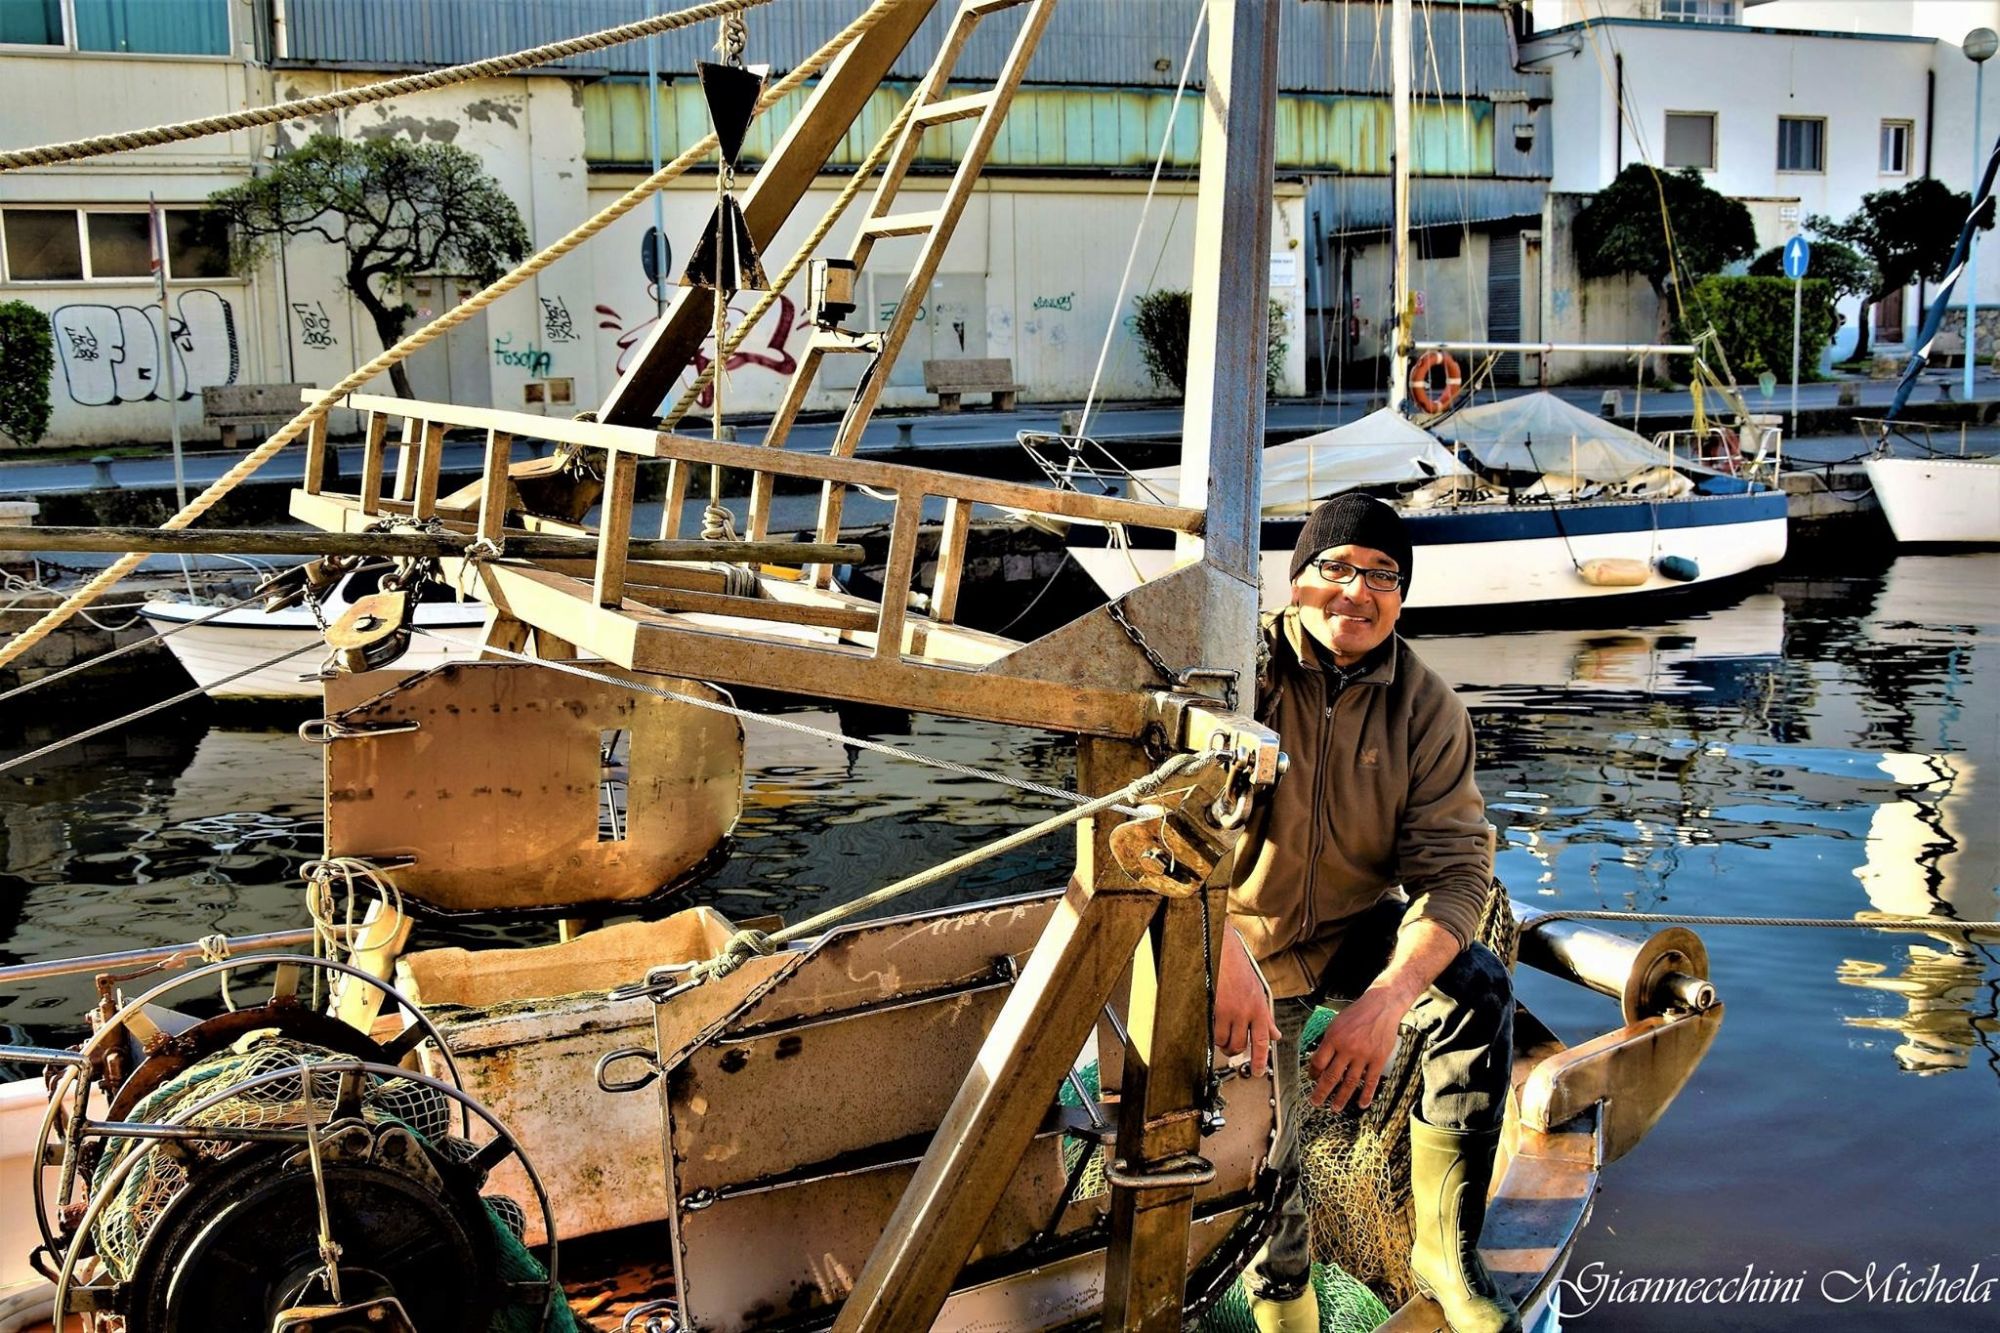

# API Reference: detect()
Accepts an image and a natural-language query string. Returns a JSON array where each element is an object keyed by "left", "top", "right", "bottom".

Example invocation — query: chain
[
  {"left": 1105, "top": 601, "right": 1239, "bottom": 711},
  {"left": 721, "top": 11, "right": 748, "bottom": 65}
]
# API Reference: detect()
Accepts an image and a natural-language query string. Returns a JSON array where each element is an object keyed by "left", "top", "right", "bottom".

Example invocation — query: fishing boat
[
  {"left": 0, "top": 3, "right": 1726, "bottom": 1332},
  {"left": 1062, "top": 396, "right": 1790, "bottom": 613}
]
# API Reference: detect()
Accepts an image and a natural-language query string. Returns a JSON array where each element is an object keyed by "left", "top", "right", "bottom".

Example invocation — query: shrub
[
  {"left": 1132, "top": 289, "right": 1192, "bottom": 393},
  {"left": 1132, "top": 290, "right": 1290, "bottom": 395},
  {"left": 0, "top": 301, "right": 54, "bottom": 447},
  {"left": 1673, "top": 275, "right": 1836, "bottom": 382}
]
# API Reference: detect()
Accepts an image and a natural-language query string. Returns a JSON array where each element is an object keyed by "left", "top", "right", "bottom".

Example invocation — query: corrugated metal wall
[
  {"left": 275, "top": 0, "right": 1547, "bottom": 100},
  {"left": 583, "top": 79, "right": 1519, "bottom": 175}
]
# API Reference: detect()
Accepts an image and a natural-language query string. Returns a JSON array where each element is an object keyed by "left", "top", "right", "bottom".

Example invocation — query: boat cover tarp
[
  {"left": 1433, "top": 392, "right": 1719, "bottom": 482},
  {"left": 1128, "top": 408, "right": 1473, "bottom": 515}
]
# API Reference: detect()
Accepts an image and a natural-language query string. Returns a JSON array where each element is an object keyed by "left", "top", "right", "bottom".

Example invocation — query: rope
[
  {"left": 0, "top": 0, "right": 897, "bottom": 673},
  {"left": 302, "top": 858, "right": 408, "bottom": 960},
  {"left": 409, "top": 625, "right": 1114, "bottom": 808},
  {"left": 1527, "top": 908, "right": 2000, "bottom": 934},
  {"left": 0, "top": 641, "right": 323, "bottom": 776},
  {"left": 692, "top": 753, "right": 1199, "bottom": 980},
  {"left": 661, "top": 78, "right": 926, "bottom": 426},
  {"left": 0, "top": 0, "right": 771, "bottom": 173}
]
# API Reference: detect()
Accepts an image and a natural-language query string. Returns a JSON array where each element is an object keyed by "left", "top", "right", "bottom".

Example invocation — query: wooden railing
[{"left": 292, "top": 393, "right": 1211, "bottom": 736}]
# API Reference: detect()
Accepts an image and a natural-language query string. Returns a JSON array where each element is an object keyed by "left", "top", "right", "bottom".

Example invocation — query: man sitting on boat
[{"left": 1214, "top": 494, "right": 1518, "bottom": 1333}]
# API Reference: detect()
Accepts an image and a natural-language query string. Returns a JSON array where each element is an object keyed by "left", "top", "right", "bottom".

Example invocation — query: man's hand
[
  {"left": 1213, "top": 924, "right": 1280, "bottom": 1078},
  {"left": 1306, "top": 987, "right": 1405, "bottom": 1111},
  {"left": 1307, "top": 919, "right": 1462, "bottom": 1111}
]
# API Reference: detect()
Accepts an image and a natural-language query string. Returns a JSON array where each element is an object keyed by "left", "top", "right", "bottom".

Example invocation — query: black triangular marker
[
  {"left": 680, "top": 195, "right": 769, "bottom": 293},
  {"left": 698, "top": 61, "right": 767, "bottom": 170}
]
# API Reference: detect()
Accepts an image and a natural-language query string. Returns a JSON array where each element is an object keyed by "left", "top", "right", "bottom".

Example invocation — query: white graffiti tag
[{"left": 51, "top": 289, "right": 240, "bottom": 407}]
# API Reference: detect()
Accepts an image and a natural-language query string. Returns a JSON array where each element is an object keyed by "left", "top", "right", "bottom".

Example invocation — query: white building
[{"left": 1524, "top": 0, "right": 2000, "bottom": 370}]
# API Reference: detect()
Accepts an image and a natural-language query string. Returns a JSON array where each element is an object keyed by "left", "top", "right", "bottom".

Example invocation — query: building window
[
  {"left": 0, "top": 0, "right": 227, "bottom": 55},
  {"left": 1, "top": 208, "right": 231, "bottom": 283},
  {"left": 0, "top": 0, "right": 64, "bottom": 45},
  {"left": 1778, "top": 116, "right": 1825, "bottom": 173},
  {"left": 1659, "top": 0, "right": 1739, "bottom": 23},
  {"left": 1880, "top": 120, "right": 1913, "bottom": 175},
  {"left": 1665, "top": 112, "right": 1718, "bottom": 170}
]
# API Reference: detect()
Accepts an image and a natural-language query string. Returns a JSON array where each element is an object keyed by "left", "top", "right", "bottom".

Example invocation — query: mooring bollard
[
  {"left": 90, "top": 456, "right": 118, "bottom": 490},
  {"left": 895, "top": 421, "right": 915, "bottom": 448}
]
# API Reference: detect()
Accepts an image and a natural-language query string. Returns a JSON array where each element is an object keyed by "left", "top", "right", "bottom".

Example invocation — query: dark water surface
[{"left": 2, "top": 551, "right": 1995, "bottom": 1330}]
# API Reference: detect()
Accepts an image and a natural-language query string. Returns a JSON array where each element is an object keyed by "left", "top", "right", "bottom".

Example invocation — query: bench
[
  {"left": 922, "top": 358, "right": 1018, "bottom": 413},
  {"left": 203, "top": 382, "right": 316, "bottom": 448}
]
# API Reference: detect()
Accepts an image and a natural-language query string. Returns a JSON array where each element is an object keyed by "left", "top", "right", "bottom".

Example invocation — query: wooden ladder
[{"left": 744, "top": 0, "right": 1057, "bottom": 566}]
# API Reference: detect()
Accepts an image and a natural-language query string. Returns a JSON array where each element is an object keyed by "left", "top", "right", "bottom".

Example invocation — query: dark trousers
[{"left": 1243, "top": 897, "right": 1514, "bottom": 1302}]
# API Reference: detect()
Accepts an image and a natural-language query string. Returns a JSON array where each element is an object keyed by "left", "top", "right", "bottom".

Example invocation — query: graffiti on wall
[
  {"left": 595, "top": 289, "right": 804, "bottom": 410},
  {"left": 292, "top": 299, "right": 337, "bottom": 350},
  {"left": 51, "top": 289, "right": 240, "bottom": 407},
  {"left": 493, "top": 332, "right": 556, "bottom": 377},
  {"left": 540, "top": 296, "right": 579, "bottom": 343}
]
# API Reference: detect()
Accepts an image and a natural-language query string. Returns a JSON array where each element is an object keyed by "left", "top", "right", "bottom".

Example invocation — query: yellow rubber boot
[
  {"left": 1407, "top": 1118, "right": 1522, "bottom": 1333},
  {"left": 1248, "top": 1290, "right": 1319, "bottom": 1333}
]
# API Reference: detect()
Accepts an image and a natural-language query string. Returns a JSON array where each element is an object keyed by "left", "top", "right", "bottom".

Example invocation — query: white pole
[
  {"left": 1800, "top": 266, "right": 1816, "bottom": 440},
  {"left": 1389, "top": 0, "right": 1412, "bottom": 413},
  {"left": 151, "top": 195, "right": 194, "bottom": 597},
  {"left": 1968, "top": 58, "right": 1986, "bottom": 402}
]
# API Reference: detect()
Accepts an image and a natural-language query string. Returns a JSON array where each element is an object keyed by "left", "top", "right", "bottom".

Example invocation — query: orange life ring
[{"left": 1409, "top": 351, "right": 1462, "bottom": 413}]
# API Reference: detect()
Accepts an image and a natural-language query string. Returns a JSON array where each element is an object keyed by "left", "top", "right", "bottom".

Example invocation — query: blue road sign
[{"left": 1784, "top": 235, "right": 1812, "bottom": 280}]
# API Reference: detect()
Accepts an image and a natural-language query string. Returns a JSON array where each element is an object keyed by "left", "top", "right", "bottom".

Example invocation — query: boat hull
[
  {"left": 140, "top": 598, "right": 488, "bottom": 699},
  {"left": 1864, "top": 456, "right": 2000, "bottom": 544},
  {"left": 1070, "top": 491, "right": 1789, "bottom": 611}
]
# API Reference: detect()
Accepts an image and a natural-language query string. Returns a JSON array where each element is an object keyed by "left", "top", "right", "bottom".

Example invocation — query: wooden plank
[
  {"left": 0, "top": 526, "right": 862, "bottom": 564},
  {"left": 478, "top": 430, "right": 512, "bottom": 544},
  {"left": 359, "top": 411, "right": 390, "bottom": 514},
  {"left": 595, "top": 450, "right": 640, "bottom": 608},
  {"left": 1102, "top": 891, "right": 1216, "bottom": 1330},
  {"left": 828, "top": 883, "right": 1160, "bottom": 1333},
  {"left": 624, "top": 586, "right": 876, "bottom": 630},
  {"left": 873, "top": 495, "right": 922, "bottom": 660},
  {"left": 392, "top": 416, "right": 421, "bottom": 503},
  {"left": 413, "top": 419, "right": 446, "bottom": 519},
  {"left": 303, "top": 411, "right": 329, "bottom": 496},
  {"left": 860, "top": 209, "right": 942, "bottom": 239},
  {"left": 595, "top": 0, "right": 943, "bottom": 427},
  {"left": 913, "top": 90, "right": 997, "bottom": 125},
  {"left": 329, "top": 394, "right": 1204, "bottom": 534},
  {"left": 932, "top": 497, "right": 972, "bottom": 624},
  {"left": 661, "top": 459, "right": 689, "bottom": 540}
]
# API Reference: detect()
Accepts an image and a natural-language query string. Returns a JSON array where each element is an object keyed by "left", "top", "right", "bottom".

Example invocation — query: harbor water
[{"left": 1, "top": 549, "right": 1995, "bottom": 1331}]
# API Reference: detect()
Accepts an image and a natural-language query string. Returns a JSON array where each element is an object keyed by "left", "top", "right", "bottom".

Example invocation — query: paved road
[{"left": 4, "top": 375, "right": 1990, "bottom": 497}]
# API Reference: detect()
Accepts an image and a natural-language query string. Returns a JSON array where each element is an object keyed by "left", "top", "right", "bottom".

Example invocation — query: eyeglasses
[{"left": 1311, "top": 558, "right": 1406, "bottom": 593}]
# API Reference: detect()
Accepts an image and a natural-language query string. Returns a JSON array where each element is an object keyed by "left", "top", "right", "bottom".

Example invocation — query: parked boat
[
  {"left": 1064, "top": 395, "right": 1790, "bottom": 612},
  {"left": 0, "top": 3, "right": 1725, "bottom": 1332},
  {"left": 140, "top": 567, "right": 488, "bottom": 699},
  {"left": 1863, "top": 455, "right": 2000, "bottom": 544}
]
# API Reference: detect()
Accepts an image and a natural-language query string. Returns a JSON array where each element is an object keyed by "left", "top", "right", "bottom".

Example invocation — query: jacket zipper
[{"left": 1301, "top": 673, "right": 1337, "bottom": 944}]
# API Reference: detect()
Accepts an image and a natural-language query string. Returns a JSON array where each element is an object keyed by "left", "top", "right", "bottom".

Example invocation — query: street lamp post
[{"left": 1963, "top": 27, "right": 1996, "bottom": 401}]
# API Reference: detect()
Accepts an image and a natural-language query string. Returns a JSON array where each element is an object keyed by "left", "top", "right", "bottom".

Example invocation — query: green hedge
[
  {"left": 0, "top": 300, "right": 53, "bottom": 447},
  {"left": 1672, "top": 275, "right": 1836, "bottom": 382},
  {"left": 1132, "top": 289, "right": 1289, "bottom": 395}
]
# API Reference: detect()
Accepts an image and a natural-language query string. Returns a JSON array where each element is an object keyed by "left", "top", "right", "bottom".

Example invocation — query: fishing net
[
  {"left": 1290, "top": 889, "right": 1520, "bottom": 1307},
  {"left": 87, "top": 1031, "right": 577, "bottom": 1332},
  {"left": 1061, "top": 887, "right": 1520, "bottom": 1328}
]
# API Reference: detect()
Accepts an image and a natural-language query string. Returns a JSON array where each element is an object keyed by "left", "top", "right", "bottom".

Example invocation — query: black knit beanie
[{"left": 1288, "top": 493, "right": 1413, "bottom": 589}]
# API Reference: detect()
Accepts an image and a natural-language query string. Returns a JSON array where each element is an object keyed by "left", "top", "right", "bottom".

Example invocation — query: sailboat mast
[{"left": 1389, "top": 0, "right": 1413, "bottom": 412}]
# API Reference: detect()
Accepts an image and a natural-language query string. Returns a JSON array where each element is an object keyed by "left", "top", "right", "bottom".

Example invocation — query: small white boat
[
  {"left": 1864, "top": 455, "right": 2000, "bottom": 544},
  {"left": 141, "top": 570, "right": 488, "bottom": 700},
  {"left": 1065, "top": 397, "right": 1790, "bottom": 613}
]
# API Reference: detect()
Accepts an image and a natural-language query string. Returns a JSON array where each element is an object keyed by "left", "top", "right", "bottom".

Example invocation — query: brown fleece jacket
[{"left": 1227, "top": 607, "right": 1494, "bottom": 1000}]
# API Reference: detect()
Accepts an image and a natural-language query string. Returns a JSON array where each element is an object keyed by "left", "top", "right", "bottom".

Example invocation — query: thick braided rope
[
  {"left": 0, "top": 0, "right": 894, "bottom": 671},
  {"left": 0, "top": 0, "right": 767, "bottom": 173},
  {"left": 662, "top": 80, "right": 922, "bottom": 426}
]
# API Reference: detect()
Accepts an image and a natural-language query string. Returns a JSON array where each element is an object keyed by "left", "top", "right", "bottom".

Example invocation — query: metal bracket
[
  {"left": 595, "top": 1046, "right": 661, "bottom": 1095},
  {"left": 1102, "top": 1152, "right": 1216, "bottom": 1191}
]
